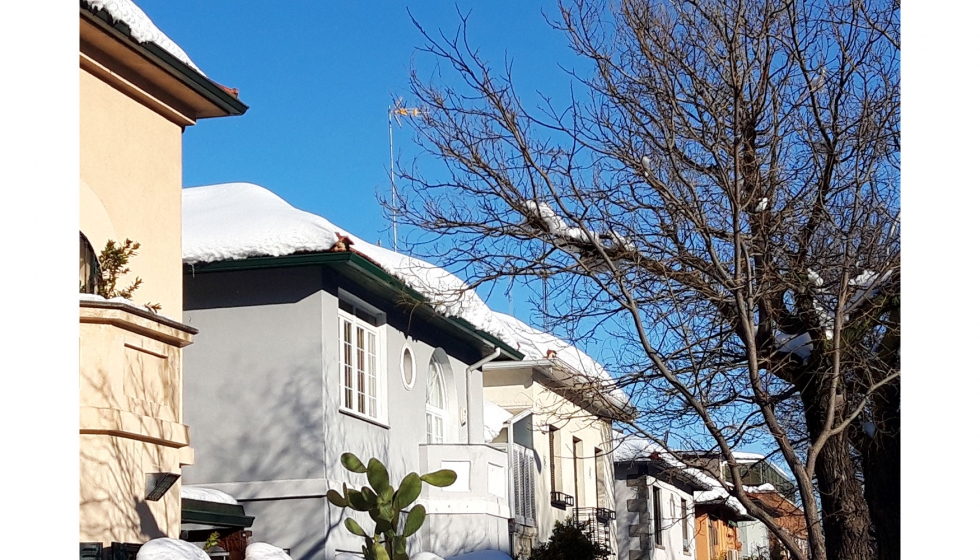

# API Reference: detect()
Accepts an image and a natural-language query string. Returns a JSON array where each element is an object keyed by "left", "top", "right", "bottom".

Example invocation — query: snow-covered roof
[
  {"left": 182, "top": 183, "right": 518, "bottom": 347},
  {"left": 491, "top": 312, "right": 631, "bottom": 411},
  {"left": 613, "top": 431, "right": 716, "bottom": 490},
  {"left": 180, "top": 485, "right": 239, "bottom": 505},
  {"left": 83, "top": 0, "right": 206, "bottom": 75},
  {"left": 136, "top": 538, "right": 207, "bottom": 560}
]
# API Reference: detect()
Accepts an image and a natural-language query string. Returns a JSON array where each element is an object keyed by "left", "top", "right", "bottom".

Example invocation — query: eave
[
  {"left": 80, "top": 5, "right": 247, "bottom": 123},
  {"left": 183, "top": 251, "right": 523, "bottom": 361}
]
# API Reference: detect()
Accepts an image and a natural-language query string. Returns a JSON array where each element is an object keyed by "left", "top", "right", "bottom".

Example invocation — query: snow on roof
[
  {"left": 492, "top": 312, "right": 630, "bottom": 410},
  {"left": 182, "top": 183, "right": 517, "bottom": 347},
  {"left": 83, "top": 0, "right": 206, "bottom": 75},
  {"left": 245, "top": 543, "right": 292, "bottom": 560},
  {"left": 136, "top": 538, "right": 208, "bottom": 560},
  {"left": 483, "top": 399, "right": 515, "bottom": 443},
  {"left": 612, "top": 431, "right": 717, "bottom": 490},
  {"left": 180, "top": 485, "right": 238, "bottom": 505}
]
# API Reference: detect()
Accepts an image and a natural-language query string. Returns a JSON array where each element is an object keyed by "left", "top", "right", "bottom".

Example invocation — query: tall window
[
  {"left": 681, "top": 498, "right": 690, "bottom": 552},
  {"left": 549, "top": 426, "right": 561, "bottom": 493},
  {"left": 79, "top": 233, "right": 99, "bottom": 294},
  {"left": 339, "top": 299, "right": 382, "bottom": 419},
  {"left": 651, "top": 485, "right": 663, "bottom": 546},
  {"left": 425, "top": 357, "right": 448, "bottom": 442}
]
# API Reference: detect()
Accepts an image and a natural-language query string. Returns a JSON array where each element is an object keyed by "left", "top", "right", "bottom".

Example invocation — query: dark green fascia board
[
  {"left": 181, "top": 498, "right": 255, "bottom": 528},
  {"left": 184, "top": 252, "right": 524, "bottom": 360},
  {"left": 80, "top": 5, "right": 248, "bottom": 117}
]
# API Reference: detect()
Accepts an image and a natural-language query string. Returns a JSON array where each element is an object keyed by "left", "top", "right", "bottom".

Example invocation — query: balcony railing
[
  {"left": 550, "top": 490, "right": 575, "bottom": 509},
  {"left": 574, "top": 507, "right": 613, "bottom": 555}
]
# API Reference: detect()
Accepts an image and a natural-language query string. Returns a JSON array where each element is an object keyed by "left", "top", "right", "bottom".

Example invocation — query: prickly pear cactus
[{"left": 327, "top": 452, "right": 458, "bottom": 560}]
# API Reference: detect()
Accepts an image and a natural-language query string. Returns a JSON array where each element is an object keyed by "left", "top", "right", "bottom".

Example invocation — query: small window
[
  {"left": 339, "top": 298, "right": 385, "bottom": 420},
  {"left": 401, "top": 345, "right": 416, "bottom": 389},
  {"left": 79, "top": 233, "right": 99, "bottom": 294},
  {"left": 425, "top": 357, "right": 448, "bottom": 442}
]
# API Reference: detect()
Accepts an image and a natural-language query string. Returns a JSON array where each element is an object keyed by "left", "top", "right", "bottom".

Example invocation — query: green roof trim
[
  {"left": 184, "top": 252, "right": 524, "bottom": 360},
  {"left": 181, "top": 498, "right": 255, "bottom": 528},
  {"left": 81, "top": 5, "right": 248, "bottom": 117}
]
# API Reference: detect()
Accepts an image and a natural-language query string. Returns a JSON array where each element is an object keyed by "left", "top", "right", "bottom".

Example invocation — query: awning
[{"left": 181, "top": 498, "right": 255, "bottom": 528}]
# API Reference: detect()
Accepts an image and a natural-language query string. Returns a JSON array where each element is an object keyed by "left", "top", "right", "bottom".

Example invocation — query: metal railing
[{"left": 574, "top": 507, "right": 613, "bottom": 555}]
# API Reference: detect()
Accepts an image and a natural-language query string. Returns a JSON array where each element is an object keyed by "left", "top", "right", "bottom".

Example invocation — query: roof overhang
[
  {"left": 181, "top": 498, "right": 254, "bottom": 528},
  {"left": 183, "top": 251, "right": 523, "bottom": 361},
  {"left": 80, "top": 5, "right": 247, "bottom": 125},
  {"left": 483, "top": 359, "right": 636, "bottom": 421}
]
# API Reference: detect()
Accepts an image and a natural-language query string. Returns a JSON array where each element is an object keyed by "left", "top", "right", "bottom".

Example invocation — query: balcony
[
  {"left": 79, "top": 298, "right": 197, "bottom": 544},
  {"left": 574, "top": 507, "right": 613, "bottom": 555},
  {"left": 550, "top": 490, "right": 574, "bottom": 510},
  {"left": 417, "top": 443, "right": 511, "bottom": 518}
]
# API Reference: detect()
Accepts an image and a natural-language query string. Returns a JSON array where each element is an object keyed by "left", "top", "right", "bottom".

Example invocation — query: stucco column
[{"left": 467, "top": 367, "right": 485, "bottom": 444}]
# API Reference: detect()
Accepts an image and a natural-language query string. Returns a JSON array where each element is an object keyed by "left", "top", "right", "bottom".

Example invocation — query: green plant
[
  {"left": 528, "top": 518, "right": 609, "bottom": 560},
  {"left": 95, "top": 238, "right": 161, "bottom": 312},
  {"left": 203, "top": 531, "right": 221, "bottom": 552},
  {"left": 327, "top": 452, "right": 457, "bottom": 560}
]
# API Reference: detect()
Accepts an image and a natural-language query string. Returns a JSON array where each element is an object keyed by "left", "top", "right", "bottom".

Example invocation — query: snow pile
[
  {"left": 80, "top": 293, "right": 178, "bottom": 322},
  {"left": 483, "top": 399, "right": 515, "bottom": 442},
  {"left": 136, "top": 539, "right": 207, "bottom": 560},
  {"left": 82, "top": 0, "right": 205, "bottom": 75},
  {"left": 492, "top": 312, "right": 630, "bottom": 410},
  {"left": 183, "top": 183, "right": 339, "bottom": 265},
  {"left": 246, "top": 543, "right": 292, "bottom": 560},
  {"left": 181, "top": 485, "right": 238, "bottom": 505},
  {"left": 182, "top": 183, "right": 516, "bottom": 348},
  {"left": 410, "top": 554, "right": 443, "bottom": 560}
]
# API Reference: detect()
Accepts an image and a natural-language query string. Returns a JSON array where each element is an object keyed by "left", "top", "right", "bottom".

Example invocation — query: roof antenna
[{"left": 389, "top": 99, "right": 421, "bottom": 252}]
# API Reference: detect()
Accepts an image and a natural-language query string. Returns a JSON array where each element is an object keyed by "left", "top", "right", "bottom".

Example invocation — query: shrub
[{"left": 528, "top": 518, "right": 609, "bottom": 560}]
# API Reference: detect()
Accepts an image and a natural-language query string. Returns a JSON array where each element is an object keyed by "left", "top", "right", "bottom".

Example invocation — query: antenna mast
[{"left": 388, "top": 101, "right": 421, "bottom": 252}]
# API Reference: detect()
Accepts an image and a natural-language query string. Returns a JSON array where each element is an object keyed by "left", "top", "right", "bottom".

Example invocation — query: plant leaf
[
  {"left": 421, "top": 469, "right": 458, "bottom": 487},
  {"left": 367, "top": 458, "right": 391, "bottom": 494},
  {"left": 403, "top": 504, "right": 426, "bottom": 537},
  {"left": 345, "top": 518, "right": 367, "bottom": 537},
  {"left": 394, "top": 473, "right": 422, "bottom": 510},
  {"left": 327, "top": 489, "right": 348, "bottom": 507},
  {"left": 342, "top": 453, "right": 368, "bottom": 473}
]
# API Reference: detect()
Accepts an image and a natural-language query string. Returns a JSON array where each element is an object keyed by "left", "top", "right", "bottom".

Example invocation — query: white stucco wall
[{"left": 614, "top": 463, "right": 696, "bottom": 560}]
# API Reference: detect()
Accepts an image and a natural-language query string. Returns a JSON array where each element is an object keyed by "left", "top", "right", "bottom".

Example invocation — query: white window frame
[
  {"left": 400, "top": 344, "right": 417, "bottom": 390},
  {"left": 425, "top": 358, "right": 448, "bottom": 443},
  {"left": 338, "top": 295, "right": 387, "bottom": 424}
]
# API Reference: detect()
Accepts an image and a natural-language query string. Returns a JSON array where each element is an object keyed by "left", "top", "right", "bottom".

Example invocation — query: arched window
[
  {"left": 79, "top": 232, "right": 100, "bottom": 294},
  {"left": 425, "top": 357, "right": 448, "bottom": 443}
]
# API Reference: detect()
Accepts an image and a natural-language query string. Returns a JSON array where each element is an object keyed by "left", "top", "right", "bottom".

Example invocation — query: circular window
[{"left": 401, "top": 345, "right": 416, "bottom": 389}]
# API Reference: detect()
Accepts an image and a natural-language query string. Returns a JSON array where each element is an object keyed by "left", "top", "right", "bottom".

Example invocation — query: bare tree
[{"left": 395, "top": 1, "right": 899, "bottom": 560}]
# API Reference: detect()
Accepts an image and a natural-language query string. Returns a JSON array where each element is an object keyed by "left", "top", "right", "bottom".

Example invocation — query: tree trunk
[
  {"left": 800, "top": 378, "right": 876, "bottom": 560},
  {"left": 858, "top": 379, "right": 900, "bottom": 560}
]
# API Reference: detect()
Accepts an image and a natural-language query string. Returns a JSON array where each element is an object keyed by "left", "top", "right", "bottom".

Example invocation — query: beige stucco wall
[
  {"left": 80, "top": 66, "right": 183, "bottom": 315},
  {"left": 79, "top": 304, "right": 194, "bottom": 544},
  {"left": 485, "top": 367, "right": 617, "bottom": 550}
]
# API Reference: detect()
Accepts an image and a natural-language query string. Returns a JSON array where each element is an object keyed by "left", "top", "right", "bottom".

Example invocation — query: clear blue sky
[{"left": 139, "top": 0, "right": 585, "bottom": 326}]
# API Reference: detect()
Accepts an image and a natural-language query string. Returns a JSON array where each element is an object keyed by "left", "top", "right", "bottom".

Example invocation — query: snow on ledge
[
  {"left": 136, "top": 538, "right": 207, "bottom": 560},
  {"left": 83, "top": 0, "right": 206, "bottom": 75},
  {"left": 180, "top": 485, "right": 238, "bottom": 505},
  {"left": 79, "top": 293, "right": 179, "bottom": 323}
]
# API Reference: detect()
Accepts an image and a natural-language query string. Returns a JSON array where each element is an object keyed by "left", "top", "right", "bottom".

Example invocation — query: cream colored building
[
  {"left": 482, "top": 314, "right": 635, "bottom": 559},
  {"left": 79, "top": 0, "right": 245, "bottom": 550}
]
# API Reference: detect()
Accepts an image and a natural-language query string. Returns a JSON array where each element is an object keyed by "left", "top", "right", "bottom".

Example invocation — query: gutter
[{"left": 465, "top": 347, "right": 502, "bottom": 444}]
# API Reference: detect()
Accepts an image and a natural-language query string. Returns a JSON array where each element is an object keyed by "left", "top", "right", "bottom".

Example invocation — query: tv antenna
[{"left": 388, "top": 99, "right": 421, "bottom": 251}]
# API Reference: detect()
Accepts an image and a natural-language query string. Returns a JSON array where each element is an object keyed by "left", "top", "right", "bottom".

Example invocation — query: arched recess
[
  {"left": 426, "top": 348, "right": 458, "bottom": 443},
  {"left": 79, "top": 179, "right": 118, "bottom": 258}
]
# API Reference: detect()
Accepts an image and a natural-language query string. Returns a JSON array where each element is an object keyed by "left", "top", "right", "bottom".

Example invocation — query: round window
[{"left": 401, "top": 345, "right": 416, "bottom": 389}]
